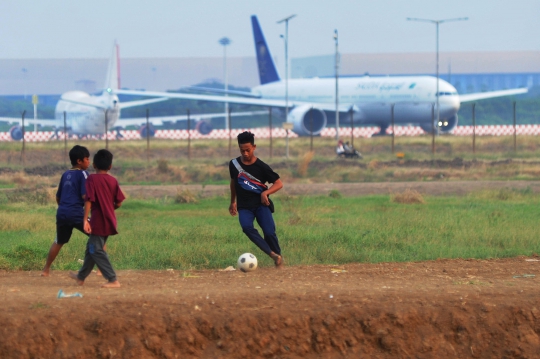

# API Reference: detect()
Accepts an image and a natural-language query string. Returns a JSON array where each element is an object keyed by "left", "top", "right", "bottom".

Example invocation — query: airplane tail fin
[
  {"left": 251, "top": 15, "right": 280, "bottom": 85},
  {"left": 104, "top": 41, "right": 121, "bottom": 91}
]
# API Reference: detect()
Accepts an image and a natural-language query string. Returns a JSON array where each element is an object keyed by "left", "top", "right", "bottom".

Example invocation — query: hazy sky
[{"left": 1, "top": 0, "right": 538, "bottom": 60}]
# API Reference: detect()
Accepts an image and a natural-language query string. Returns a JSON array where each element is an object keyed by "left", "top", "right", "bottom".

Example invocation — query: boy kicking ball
[
  {"left": 229, "top": 131, "right": 284, "bottom": 268},
  {"left": 70, "top": 149, "right": 125, "bottom": 288}
]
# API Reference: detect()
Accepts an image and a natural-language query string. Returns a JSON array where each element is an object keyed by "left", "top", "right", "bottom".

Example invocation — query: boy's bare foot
[
  {"left": 68, "top": 272, "right": 84, "bottom": 286},
  {"left": 270, "top": 253, "right": 284, "bottom": 269},
  {"left": 101, "top": 281, "right": 121, "bottom": 288},
  {"left": 40, "top": 269, "right": 50, "bottom": 277}
]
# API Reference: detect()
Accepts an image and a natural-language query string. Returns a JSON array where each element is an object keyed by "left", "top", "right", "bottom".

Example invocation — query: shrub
[
  {"left": 175, "top": 188, "right": 198, "bottom": 204},
  {"left": 329, "top": 189, "right": 342, "bottom": 199},
  {"left": 391, "top": 189, "right": 426, "bottom": 204},
  {"left": 157, "top": 159, "right": 169, "bottom": 174}
]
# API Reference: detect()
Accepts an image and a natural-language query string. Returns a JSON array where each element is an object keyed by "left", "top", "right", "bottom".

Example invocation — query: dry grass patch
[
  {"left": 175, "top": 188, "right": 199, "bottom": 204},
  {"left": 391, "top": 189, "right": 426, "bottom": 204},
  {"left": 297, "top": 151, "right": 314, "bottom": 177}
]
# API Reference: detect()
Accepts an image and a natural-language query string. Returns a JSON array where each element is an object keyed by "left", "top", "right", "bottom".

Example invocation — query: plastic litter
[
  {"left": 512, "top": 274, "right": 536, "bottom": 278},
  {"left": 219, "top": 266, "right": 236, "bottom": 272},
  {"left": 57, "top": 289, "right": 83, "bottom": 298}
]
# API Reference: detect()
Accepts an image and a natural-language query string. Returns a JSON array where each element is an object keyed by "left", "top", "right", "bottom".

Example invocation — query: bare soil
[
  {"left": 124, "top": 180, "right": 540, "bottom": 200},
  {"left": 2, "top": 257, "right": 540, "bottom": 358}
]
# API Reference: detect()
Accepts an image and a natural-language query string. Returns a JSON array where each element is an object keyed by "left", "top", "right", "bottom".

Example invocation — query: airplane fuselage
[
  {"left": 252, "top": 76, "right": 460, "bottom": 127},
  {"left": 55, "top": 91, "right": 120, "bottom": 135}
]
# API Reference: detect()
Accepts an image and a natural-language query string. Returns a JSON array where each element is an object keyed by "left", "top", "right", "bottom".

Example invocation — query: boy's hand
[
  {"left": 261, "top": 191, "right": 270, "bottom": 206},
  {"left": 229, "top": 202, "right": 237, "bottom": 216},
  {"left": 83, "top": 220, "right": 92, "bottom": 234}
]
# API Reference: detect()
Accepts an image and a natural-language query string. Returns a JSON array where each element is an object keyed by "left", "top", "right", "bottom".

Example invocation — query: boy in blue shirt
[{"left": 41, "top": 145, "right": 90, "bottom": 277}]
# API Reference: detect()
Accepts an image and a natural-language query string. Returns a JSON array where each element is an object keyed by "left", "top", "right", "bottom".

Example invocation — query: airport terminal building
[{"left": 0, "top": 51, "right": 539, "bottom": 100}]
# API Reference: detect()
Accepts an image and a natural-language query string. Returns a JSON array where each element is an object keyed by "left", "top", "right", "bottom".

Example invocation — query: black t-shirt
[{"left": 229, "top": 157, "right": 280, "bottom": 209}]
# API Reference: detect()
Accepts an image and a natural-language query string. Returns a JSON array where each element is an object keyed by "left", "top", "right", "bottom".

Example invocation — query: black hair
[
  {"left": 69, "top": 145, "right": 90, "bottom": 166},
  {"left": 237, "top": 131, "right": 255, "bottom": 145},
  {"left": 93, "top": 149, "right": 113, "bottom": 170}
]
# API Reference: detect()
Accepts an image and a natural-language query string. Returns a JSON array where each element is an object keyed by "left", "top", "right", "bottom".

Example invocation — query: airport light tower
[
  {"left": 334, "top": 29, "right": 339, "bottom": 140},
  {"left": 219, "top": 37, "right": 231, "bottom": 130},
  {"left": 407, "top": 17, "right": 468, "bottom": 132},
  {"left": 277, "top": 14, "right": 296, "bottom": 126}
]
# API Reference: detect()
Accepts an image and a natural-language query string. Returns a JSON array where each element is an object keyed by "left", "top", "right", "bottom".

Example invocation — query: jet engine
[
  {"left": 420, "top": 115, "right": 458, "bottom": 134},
  {"left": 288, "top": 105, "right": 327, "bottom": 136},
  {"left": 195, "top": 120, "right": 212, "bottom": 135},
  {"left": 9, "top": 125, "right": 23, "bottom": 141},
  {"left": 138, "top": 124, "right": 155, "bottom": 138}
]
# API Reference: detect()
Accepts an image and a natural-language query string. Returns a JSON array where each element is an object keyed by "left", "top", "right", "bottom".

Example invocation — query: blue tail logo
[{"left": 251, "top": 15, "right": 280, "bottom": 85}]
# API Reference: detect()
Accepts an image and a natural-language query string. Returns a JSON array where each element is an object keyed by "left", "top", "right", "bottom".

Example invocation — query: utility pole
[
  {"left": 277, "top": 14, "right": 296, "bottom": 127},
  {"left": 334, "top": 29, "right": 340, "bottom": 140},
  {"left": 219, "top": 37, "right": 231, "bottom": 131},
  {"left": 407, "top": 17, "right": 468, "bottom": 133}
]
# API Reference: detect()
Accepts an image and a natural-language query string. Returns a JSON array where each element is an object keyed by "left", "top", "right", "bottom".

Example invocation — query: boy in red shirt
[{"left": 70, "top": 149, "right": 125, "bottom": 288}]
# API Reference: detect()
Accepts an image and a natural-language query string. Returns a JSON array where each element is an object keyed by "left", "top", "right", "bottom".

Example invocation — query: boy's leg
[
  {"left": 85, "top": 235, "right": 120, "bottom": 287},
  {"left": 76, "top": 237, "right": 97, "bottom": 282},
  {"left": 238, "top": 208, "right": 272, "bottom": 255},
  {"left": 42, "top": 223, "right": 82, "bottom": 276},
  {"left": 254, "top": 206, "right": 283, "bottom": 267},
  {"left": 254, "top": 206, "right": 281, "bottom": 255}
]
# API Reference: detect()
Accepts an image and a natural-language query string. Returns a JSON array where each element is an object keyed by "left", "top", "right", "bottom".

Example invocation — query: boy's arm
[
  {"left": 114, "top": 202, "right": 122, "bottom": 210},
  {"left": 229, "top": 178, "right": 237, "bottom": 216},
  {"left": 83, "top": 201, "right": 92, "bottom": 234},
  {"left": 261, "top": 179, "right": 283, "bottom": 206},
  {"left": 56, "top": 196, "right": 60, "bottom": 205}
]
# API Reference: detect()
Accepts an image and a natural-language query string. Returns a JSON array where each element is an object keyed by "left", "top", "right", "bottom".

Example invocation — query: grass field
[{"left": 1, "top": 188, "right": 538, "bottom": 272}]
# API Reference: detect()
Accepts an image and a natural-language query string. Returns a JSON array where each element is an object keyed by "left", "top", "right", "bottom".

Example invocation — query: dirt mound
[{"left": 2, "top": 257, "right": 540, "bottom": 358}]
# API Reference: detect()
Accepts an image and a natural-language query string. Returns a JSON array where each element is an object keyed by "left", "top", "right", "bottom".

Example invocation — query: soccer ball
[{"left": 237, "top": 253, "right": 258, "bottom": 272}]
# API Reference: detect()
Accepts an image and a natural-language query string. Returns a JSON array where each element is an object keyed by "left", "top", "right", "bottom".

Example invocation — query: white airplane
[
  {"left": 2, "top": 43, "right": 256, "bottom": 140},
  {"left": 115, "top": 15, "right": 528, "bottom": 136}
]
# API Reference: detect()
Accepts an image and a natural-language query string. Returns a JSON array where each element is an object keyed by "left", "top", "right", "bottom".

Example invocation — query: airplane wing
[
  {"left": 115, "top": 89, "right": 352, "bottom": 112},
  {"left": 0, "top": 116, "right": 60, "bottom": 127},
  {"left": 459, "top": 88, "right": 528, "bottom": 103},
  {"left": 115, "top": 110, "right": 268, "bottom": 127}
]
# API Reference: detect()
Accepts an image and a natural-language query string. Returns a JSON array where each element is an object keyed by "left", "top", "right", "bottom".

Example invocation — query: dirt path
[
  {"left": 2, "top": 257, "right": 540, "bottom": 358},
  {"left": 123, "top": 180, "right": 540, "bottom": 199}
]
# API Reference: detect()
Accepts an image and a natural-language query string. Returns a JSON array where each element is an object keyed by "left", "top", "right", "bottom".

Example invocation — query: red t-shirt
[{"left": 86, "top": 173, "right": 125, "bottom": 236}]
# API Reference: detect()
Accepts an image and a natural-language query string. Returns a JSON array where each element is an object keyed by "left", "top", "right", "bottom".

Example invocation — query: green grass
[{"left": 1, "top": 190, "right": 539, "bottom": 271}]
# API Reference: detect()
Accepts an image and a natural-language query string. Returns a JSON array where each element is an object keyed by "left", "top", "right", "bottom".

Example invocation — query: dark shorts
[{"left": 55, "top": 222, "right": 86, "bottom": 245}]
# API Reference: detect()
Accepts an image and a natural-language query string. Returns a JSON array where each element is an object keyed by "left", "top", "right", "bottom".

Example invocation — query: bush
[
  {"left": 175, "top": 188, "right": 198, "bottom": 204},
  {"left": 391, "top": 189, "right": 426, "bottom": 204}
]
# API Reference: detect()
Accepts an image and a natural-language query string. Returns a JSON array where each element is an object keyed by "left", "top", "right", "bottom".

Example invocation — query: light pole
[
  {"left": 334, "top": 29, "right": 339, "bottom": 140},
  {"left": 219, "top": 37, "right": 231, "bottom": 130},
  {"left": 22, "top": 68, "right": 28, "bottom": 99},
  {"left": 407, "top": 17, "right": 468, "bottom": 132},
  {"left": 277, "top": 14, "right": 296, "bottom": 126}
]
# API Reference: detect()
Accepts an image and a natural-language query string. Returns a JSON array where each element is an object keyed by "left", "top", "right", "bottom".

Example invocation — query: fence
[{"left": 2, "top": 124, "right": 540, "bottom": 142}]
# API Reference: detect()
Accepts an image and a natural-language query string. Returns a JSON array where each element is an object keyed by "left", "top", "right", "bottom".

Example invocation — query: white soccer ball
[{"left": 237, "top": 253, "right": 258, "bottom": 272}]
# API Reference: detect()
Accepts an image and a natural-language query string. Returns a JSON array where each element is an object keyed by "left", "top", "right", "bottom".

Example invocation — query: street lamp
[
  {"left": 277, "top": 14, "right": 296, "bottom": 125},
  {"left": 407, "top": 17, "right": 468, "bottom": 132},
  {"left": 334, "top": 29, "right": 339, "bottom": 140},
  {"left": 219, "top": 37, "right": 231, "bottom": 130}
]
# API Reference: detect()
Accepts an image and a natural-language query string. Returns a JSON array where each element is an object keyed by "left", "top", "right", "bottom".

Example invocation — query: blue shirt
[{"left": 56, "top": 169, "right": 88, "bottom": 225}]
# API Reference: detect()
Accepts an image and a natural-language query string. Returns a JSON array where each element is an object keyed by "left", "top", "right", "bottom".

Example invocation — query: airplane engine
[
  {"left": 9, "top": 125, "right": 23, "bottom": 141},
  {"left": 138, "top": 124, "right": 155, "bottom": 138},
  {"left": 288, "top": 105, "right": 327, "bottom": 136},
  {"left": 420, "top": 115, "right": 458, "bottom": 134},
  {"left": 195, "top": 120, "right": 212, "bottom": 135}
]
